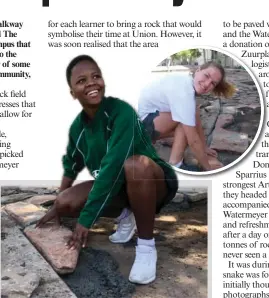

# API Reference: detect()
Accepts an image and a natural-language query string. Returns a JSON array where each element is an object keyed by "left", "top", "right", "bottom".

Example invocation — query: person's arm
[
  {"left": 36, "top": 129, "right": 84, "bottom": 228},
  {"left": 195, "top": 105, "right": 218, "bottom": 157},
  {"left": 78, "top": 103, "right": 138, "bottom": 228},
  {"left": 182, "top": 124, "right": 211, "bottom": 171},
  {"left": 59, "top": 176, "right": 74, "bottom": 193},
  {"left": 195, "top": 105, "right": 207, "bottom": 149}
]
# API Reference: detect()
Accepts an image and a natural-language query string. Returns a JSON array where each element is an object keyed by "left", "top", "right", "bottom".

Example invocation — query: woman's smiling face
[
  {"left": 70, "top": 60, "right": 105, "bottom": 107},
  {"left": 193, "top": 66, "right": 222, "bottom": 95}
]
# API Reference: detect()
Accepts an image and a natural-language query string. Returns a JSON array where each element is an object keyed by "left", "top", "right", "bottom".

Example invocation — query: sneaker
[
  {"left": 129, "top": 245, "right": 157, "bottom": 284},
  {"left": 109, "top": 212, "right": 136, "bottom": 243}
]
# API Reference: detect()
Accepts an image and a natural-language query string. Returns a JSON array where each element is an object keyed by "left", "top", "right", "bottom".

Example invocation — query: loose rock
[
  {"left": 1, "top": 268, "right": 40, "bottom": 298},
  {"left": 25, "top": 224, "right": 79, "bottom": 274},
  {"left": 210, "top": 129, "right": 249, "bottom": 153},
  {"left": 4, "top": 202, "right": 46, "bottom": 227},
  {"left": 1, "top": 193, "right": 35, "bottom": 205},
  {"left": 215, "top": 114, "right": 234, "bottom": 130},
  {"left": 26, "top": 195, "right": 57, "bottom": 207}
]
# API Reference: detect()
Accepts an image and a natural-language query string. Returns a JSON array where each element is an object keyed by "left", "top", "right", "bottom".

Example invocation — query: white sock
[
  {"left": 116, "top": 208, "right": 131, "bottom": 222},
  {"left": 171, "top": 159, "right": 183, "bottom": 168},
  {"left": 137, "top": 237, "right": 155, "bottom": 247}
]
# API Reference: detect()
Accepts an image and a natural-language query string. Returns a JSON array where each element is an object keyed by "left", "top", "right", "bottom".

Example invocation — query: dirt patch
[
  {"left": 61, "top": 201, "right": 207, "bottom": 298},
  {"left": 62, "top": 247, "right": 136, "bottom": 298}
]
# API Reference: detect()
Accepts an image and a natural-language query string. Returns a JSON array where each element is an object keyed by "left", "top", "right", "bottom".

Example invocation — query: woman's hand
[
  {"left": 66, "top": 223, "right": 89, "bottom": 250},
  {"left": 205, "top": 147, "right": 218, "bottom": 158}
]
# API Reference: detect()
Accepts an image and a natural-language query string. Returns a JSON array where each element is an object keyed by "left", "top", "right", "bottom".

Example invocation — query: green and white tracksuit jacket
[{"left": 62, "top": 96, "right": 177, "bottom": 228}]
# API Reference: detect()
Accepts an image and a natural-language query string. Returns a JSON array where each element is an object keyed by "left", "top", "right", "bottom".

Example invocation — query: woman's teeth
[{"left": 87, "top": 90, "right": 98, "bottom": 96}]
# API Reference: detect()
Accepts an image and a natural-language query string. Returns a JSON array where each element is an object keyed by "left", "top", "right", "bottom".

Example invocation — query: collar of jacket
[{"left": 80, "top": 96, "right": 107, "bottom": 126}]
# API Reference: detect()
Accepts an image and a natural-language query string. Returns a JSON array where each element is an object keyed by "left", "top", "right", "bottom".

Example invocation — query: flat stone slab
[
  {"left": 19, "top": 187, "right": 58, "bottom": 194},
  {"left": 215, "top": 114, "right": 234, "bottom": 130},
  {"left": 1, "top": 211, "right": 76, "bottom": 298},
  {"left": 26, "top": 195, "right": 57, "bottom": 206},
  {"left": 1, "top": 186, "right": 20, "bottom": 196},
  {"left": 174, "top": 190, "right": 207, "bottom": 203},
  {"left": 1, "top": 193, "right": 35, "bottom": 205},
  {"left": 4, "top": 202, "right": 46, "bottom": 227},
  {"left": 1, "top": 268, "right": 40, "bottom": 298},
  {"left": 210, "top": 128, "right": 249, "bottom": 153},
  {"left": 172, "top": 193, "right": 184, "bottom": 203},
  {"left": 200, "top": 100, "right": 220, "bottom": 137},
  {"left": 25, "top": 225, "right": 79, "bottom": 274},
  {"left": 183, "top": 149, "right": 223, "bottom": 169},
  {"left": 183, "top": 191, "right": 207, "bottom": 202},
  {"left": 208, "top": 155, "right": 224, "bottom": 168}
]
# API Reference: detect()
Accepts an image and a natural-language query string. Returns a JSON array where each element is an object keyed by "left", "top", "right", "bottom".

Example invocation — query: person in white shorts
[
  {"left": 138, "top": 61, "right": 235, "bottom": 171},
  {"left": 107, "top": 62, "right": 235, "bottom": 280}
]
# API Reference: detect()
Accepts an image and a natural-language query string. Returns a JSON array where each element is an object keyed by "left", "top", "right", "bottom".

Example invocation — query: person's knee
[
  {"left": 55, "top": 192, "right": 74, "bottom": 214},
  {"left": 124, "top": 155, "right": 155, "bottom": 180},
  {"left": 176, "top": 123, "right": 184, "bottom": 133}
]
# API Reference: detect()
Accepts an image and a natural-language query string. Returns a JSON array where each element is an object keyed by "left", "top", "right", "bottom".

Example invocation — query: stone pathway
[
  {"left": 1, "top": 186, "right": 207, "bottom": 298},
  {"left": 1, "top": 211, "right": 76, "bottom": 298},
  {"left": 155, "top": 68, "right": 262, "bottom": 169}
]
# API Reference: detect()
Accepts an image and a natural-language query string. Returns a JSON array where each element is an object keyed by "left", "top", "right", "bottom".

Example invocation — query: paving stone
[
  {"left": 4, "top": 202, "right": 46, "bottom": 227},
  {"left": 26, "top": 195, "right": 57, "bottom": 206},
  {"left": 238, "top": 97, "right": 260, "bottom": 105},
  {"left": 221, "top": 105, "right": 242, "bottom": 114},
  {"left": 1, "top": 267, "right": 40, "bottom": 298},
  {"left": 19, "top": 187, "right": 58, "bottom": 195},
  {"left": 183, "top": 149, "right": 223, "bottom": 169},
  {"left": 207, "top": 155, "right": 224, "bottom": 168},
  {"left": 1, "top": 186, "right": 20, "bottom": 196},
  {"left": 25, "top": 224, "right": 79, "bottom": 274},
  {"left": 175, "top": 190, "right": 207, "bottom": 203},
  {"left": 215, "top": 114, "right": 234, "bottom": 130},
  {"left": 183, "top": 191, "right": 207, "bottom": 202},
  {"left": 200, "top": 100, "right": 220, "bottom": 137},
  {"left": 172, "top": 193, "right": 184, "bottom": 203},
  {"left": 1, "top": 211, "right": 76, "bottom": 298},
  {"left": 249, "top": 103, "right": 261, "bottom": 110},
  {"left": 179, "top": 187, "right": 207, "bottom": 193},
  {"left": 1, "top": 193, "right": 35, "bottom": 205},
  {"left": 210, "top": 128, "right": 249, "bottom": 153},
  {"left": 204, "top": 100, "right": 221, "bottom": 113},
  {"left": 18, "top": 187, "right": 48, "bottom": 194}
]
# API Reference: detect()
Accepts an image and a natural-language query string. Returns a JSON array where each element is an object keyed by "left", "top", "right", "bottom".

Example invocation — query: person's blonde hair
[{"left": 199, "top": 61, "right": 236, "bottom": 98}]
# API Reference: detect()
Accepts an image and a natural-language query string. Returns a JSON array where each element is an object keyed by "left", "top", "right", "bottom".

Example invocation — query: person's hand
[
  {"left": 205, "top": 147, "right": 218, "bottom": 158},
  {"left": 66, "top": 223, "right": 89, "bottom": 250},
  {"left": 36, "top": 205, "right": 59, "bottom": 228}
]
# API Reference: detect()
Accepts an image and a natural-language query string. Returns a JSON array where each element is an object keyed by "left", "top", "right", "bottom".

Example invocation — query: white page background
[{"left": 1, "top": 1, "right": 269, "bottom": 297}]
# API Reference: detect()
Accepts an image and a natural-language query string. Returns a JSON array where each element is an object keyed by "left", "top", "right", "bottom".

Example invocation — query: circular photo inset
[{"left": 137, "top": 48, "right": 263, "bottom": 175}]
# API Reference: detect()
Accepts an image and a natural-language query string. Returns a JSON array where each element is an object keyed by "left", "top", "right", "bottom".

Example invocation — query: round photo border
[{"left": 154, "top": 45, "right": 265, "bottom": 176}]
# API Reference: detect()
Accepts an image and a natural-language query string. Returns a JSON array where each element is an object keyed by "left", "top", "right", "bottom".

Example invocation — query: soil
[
  {"left": 61, "top": 200, "right": 207, "bottom": 298},
  {"left": 151, "top": 69, "right": 262, "bottom": 170}
]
